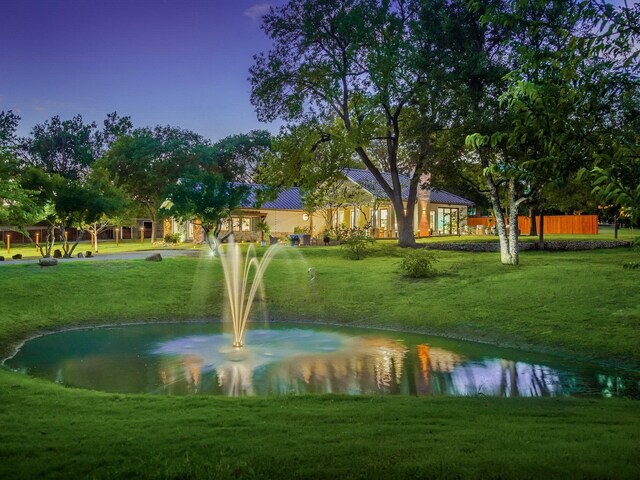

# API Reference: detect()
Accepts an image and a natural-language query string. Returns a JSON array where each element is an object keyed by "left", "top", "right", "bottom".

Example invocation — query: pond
[{"left": 4, "top": 322, "right": 639, "bottom": 398}]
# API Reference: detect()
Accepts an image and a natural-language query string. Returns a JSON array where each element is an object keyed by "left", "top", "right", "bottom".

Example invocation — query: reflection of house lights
[{"left": 418, "top": 344, "right": 430, "bottom": 382}]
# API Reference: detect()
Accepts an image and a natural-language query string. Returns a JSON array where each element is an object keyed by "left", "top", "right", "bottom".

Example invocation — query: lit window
[{"left": 380, "top": 209, "right": 388, "bottom": 229}]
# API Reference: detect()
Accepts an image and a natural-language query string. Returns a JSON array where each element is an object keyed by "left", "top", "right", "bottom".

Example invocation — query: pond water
[{"left": 4, "top": 322, "right": 639, "bottom": 398}]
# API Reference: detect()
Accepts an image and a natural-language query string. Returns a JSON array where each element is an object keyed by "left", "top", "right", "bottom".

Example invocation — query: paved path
[{"left": 0, "top": 249, "right": 201, "bottom": 266}]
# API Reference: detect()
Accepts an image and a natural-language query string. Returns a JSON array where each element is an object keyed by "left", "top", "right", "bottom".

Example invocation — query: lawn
[{"left": 1, "top": 243, "right": 639, "bottom": 478}]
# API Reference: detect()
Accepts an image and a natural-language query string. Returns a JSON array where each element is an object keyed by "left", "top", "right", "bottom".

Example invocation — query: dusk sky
[
  {"left": 1, "top": 0, "right": 286, "bottom": 140},
  {"left": 1, "top": 0, "right": 632, "bottom": 141}
]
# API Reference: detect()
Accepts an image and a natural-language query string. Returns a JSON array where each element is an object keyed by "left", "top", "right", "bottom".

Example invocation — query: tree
[
  {"left": 250, "top": 0, "right": 449, "bottom": 247},
  {"left": 20, "top": 167, "right": 117, "bottom": 257},
  {"left": 493, "top": 0, "right": 639, "bottom": 242},
  {"left": 99, "top": 126, "right": 207, "bottom": 242},
  {"left": 161, "top": 143, "right": 250, "bottom": 255},
  {"left": 0, "top": 111, "right": 46, "bottom": 238},
  {"left": 213, "top": 130, "right": 272, "bottom": 183},
  {"left": 81, "top": 165, "right": 132, "bottom": 252},
  {"left": 460, "top": 0, "right": 633, "bottom": 262},
  {"left": 19, "top": 113, "right": 132, "bottom": 256},
  {"left": 25, "top": 115, "right": 98, "bottom": 180}
]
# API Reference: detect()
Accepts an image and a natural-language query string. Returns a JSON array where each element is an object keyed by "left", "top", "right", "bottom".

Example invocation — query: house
[
  {"left": 336, "top": 168, "right": 474, "bottom": 237},
  {"left": 170, "top": 168, "right": 474, "bottom": 241}
]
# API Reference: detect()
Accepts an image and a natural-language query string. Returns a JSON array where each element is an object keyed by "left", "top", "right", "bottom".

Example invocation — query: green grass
[{"left": 1, "top": 244, "right": 640, "bottom": 478}]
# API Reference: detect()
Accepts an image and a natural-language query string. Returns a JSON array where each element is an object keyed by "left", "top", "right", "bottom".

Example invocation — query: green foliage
[
  {"left": 212, "top": 129, "right": 271, "bottom": 183},
  {"left": 250, "top": 0, "right": 458, "bottom": 245},
  {"left": 25, "top": 114, "right": 99, "bottom": 180},
  {"left": 163, "top": 233, "right": 181, "bottom": 244},
  {"left": 399, "top": 248, "right": 439, "bottom": 278},
  {"left": 255, "top": 219, "right": 270, "bottom": 236},
  {"left": 340, "top": 228, "right": 374, "bottom": 260},
  {"left": 99, "top": 126, "right": 207, "bottom": 222}
]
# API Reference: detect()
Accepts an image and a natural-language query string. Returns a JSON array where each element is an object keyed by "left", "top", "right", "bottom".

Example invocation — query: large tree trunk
[
  {"left": 396, "top": 213, "right": 416, "bottom": 247},
  {"left": 93, "top": 223, "right": 99, "bottom": 252},
  {"left": 529, "top": 208, "right": 537, "bottom": 236},
  {"left": 483, "top": 163, "right": 519, "bottom": 265},
  {"left": 507, "top": 179, "right": 520, "bottom": 264},
  {"left": 150, "top": 214, "right": 157, "bottom": 243},
  {"left": 614, "top": 214, "right": 619, "bottom": 239}
]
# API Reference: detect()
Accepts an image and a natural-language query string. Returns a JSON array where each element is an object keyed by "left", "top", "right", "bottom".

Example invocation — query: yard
[{"left": 0, "top": 240, "right": 639, "bottom": 478}]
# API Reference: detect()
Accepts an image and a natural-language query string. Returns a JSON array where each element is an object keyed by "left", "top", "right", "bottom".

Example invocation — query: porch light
[{"left": 302, "top": 213, "right": 309, "bottom": 221}]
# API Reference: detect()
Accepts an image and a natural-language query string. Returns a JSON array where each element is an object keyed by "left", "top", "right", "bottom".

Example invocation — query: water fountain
[
  {"left": 5, "top": 237, "right": 639, "bottom": 398},
  {"left": 217, "top": 237, "right": 280, "bottom": 349}
]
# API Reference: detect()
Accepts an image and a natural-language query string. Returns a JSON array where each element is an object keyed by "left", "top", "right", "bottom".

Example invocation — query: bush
[
  {"left": 399, "top": 248, "right": 438, "bottom": 278},
  {"left": 163, "top": 233, "right": 181, "bottom": 244},
  {"left": 340, "top": 228, "right": 375, "bottom": 260}
]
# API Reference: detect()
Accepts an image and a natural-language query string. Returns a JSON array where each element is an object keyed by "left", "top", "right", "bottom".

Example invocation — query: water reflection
[{"left": 5, "top": 324, "right": 640, "bottom": 398}]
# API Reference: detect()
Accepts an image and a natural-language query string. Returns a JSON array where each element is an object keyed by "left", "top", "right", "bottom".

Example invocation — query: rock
[
  {"left": 12, "top": 254, "right": 22, "bottom": 260},
  {"left": 0, "top": 256, "right": 4, "bottom": 261},
  {"left": 146, "top": 253, "right": 162, "bottom": 262},
  {"left": 77, "top": 252, "right": 84, "bottom": 258},
  {"left": 39, "top": 258, "right": 58, "bottom": 267},
  {"left": 85, "top": 251, "right": 93, "bottom": 257},
  {"left": 53, "top": 249, "right": 62, "bottom": 259}
]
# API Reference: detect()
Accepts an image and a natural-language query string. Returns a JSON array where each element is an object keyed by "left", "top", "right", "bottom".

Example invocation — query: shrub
[
  {"left": 399, "top": 248, "right": 438, "bottom": 278},
  {"left": 340, "top": 228, "right": 375, "bottom": 260},
  {"left": 163, "top": 233, "right": 181, "bottom": 244}
]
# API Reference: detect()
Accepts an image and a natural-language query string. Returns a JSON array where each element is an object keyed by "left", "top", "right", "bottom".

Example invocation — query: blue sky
[{"left": 0, "top": 0, "right": 285, "bottom": 140}]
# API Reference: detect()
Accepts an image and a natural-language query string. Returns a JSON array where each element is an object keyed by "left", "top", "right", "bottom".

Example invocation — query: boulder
[
  {"left": 39, "top": 258, "right": 58, "bottom": 267},
  {"left": 0, "top": 256, "right": 4, "bottom": 261},
  {"left": 12, "top": 254, "right": 22, "bottom": 260},
  {"left": 53, "top": 249, "right": 62, "bottom": 259},
  {"left": 77, "top": 252, "right": 84, "bottom": 258},
  {"left": 146, "top": 253, "right": 162, "bottom": 262}
]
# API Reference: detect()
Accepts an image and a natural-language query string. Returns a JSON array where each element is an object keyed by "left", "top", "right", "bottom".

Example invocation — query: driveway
[{"left": 0, "top": 249, "right": 201, "bottom": 266}]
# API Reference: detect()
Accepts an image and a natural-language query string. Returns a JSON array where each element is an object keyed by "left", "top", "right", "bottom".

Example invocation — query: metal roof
[
  {"left": 343, "top": 168, "right": 474, "bottom": 206},
  {"left": 241, "top": 184, "right": 304, "bottom": 210},
  {"left": 238, "top": 169, "right": 473, "bottom": 212}
]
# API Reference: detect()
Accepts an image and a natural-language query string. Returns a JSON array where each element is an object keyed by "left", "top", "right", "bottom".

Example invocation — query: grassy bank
[
  {"left": 1, "top": 246, "right": 639, "bottom": 478},
  {"left": 1, "top": 369, "right": 639, "bottom": 479},
  {"left": 1, "top": 246, "right": 638, "bottom": 366}
]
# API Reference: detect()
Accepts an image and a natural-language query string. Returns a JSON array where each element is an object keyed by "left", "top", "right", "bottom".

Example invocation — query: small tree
[
  {"left": 162, "top": 167, "right": 249, "bottom": 255},
  {"left": 255, "top": 218, "right": 271, "bottom": 244}
]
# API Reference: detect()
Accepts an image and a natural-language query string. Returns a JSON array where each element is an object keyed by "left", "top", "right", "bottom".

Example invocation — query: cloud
[{"left": 244, "top": 3, "right": 272, "bottom": 23}]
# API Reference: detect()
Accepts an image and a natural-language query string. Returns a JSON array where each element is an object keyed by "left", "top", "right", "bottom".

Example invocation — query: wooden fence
[{"left": 467, "top": 215, "right": 598, "bottom": 235}]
